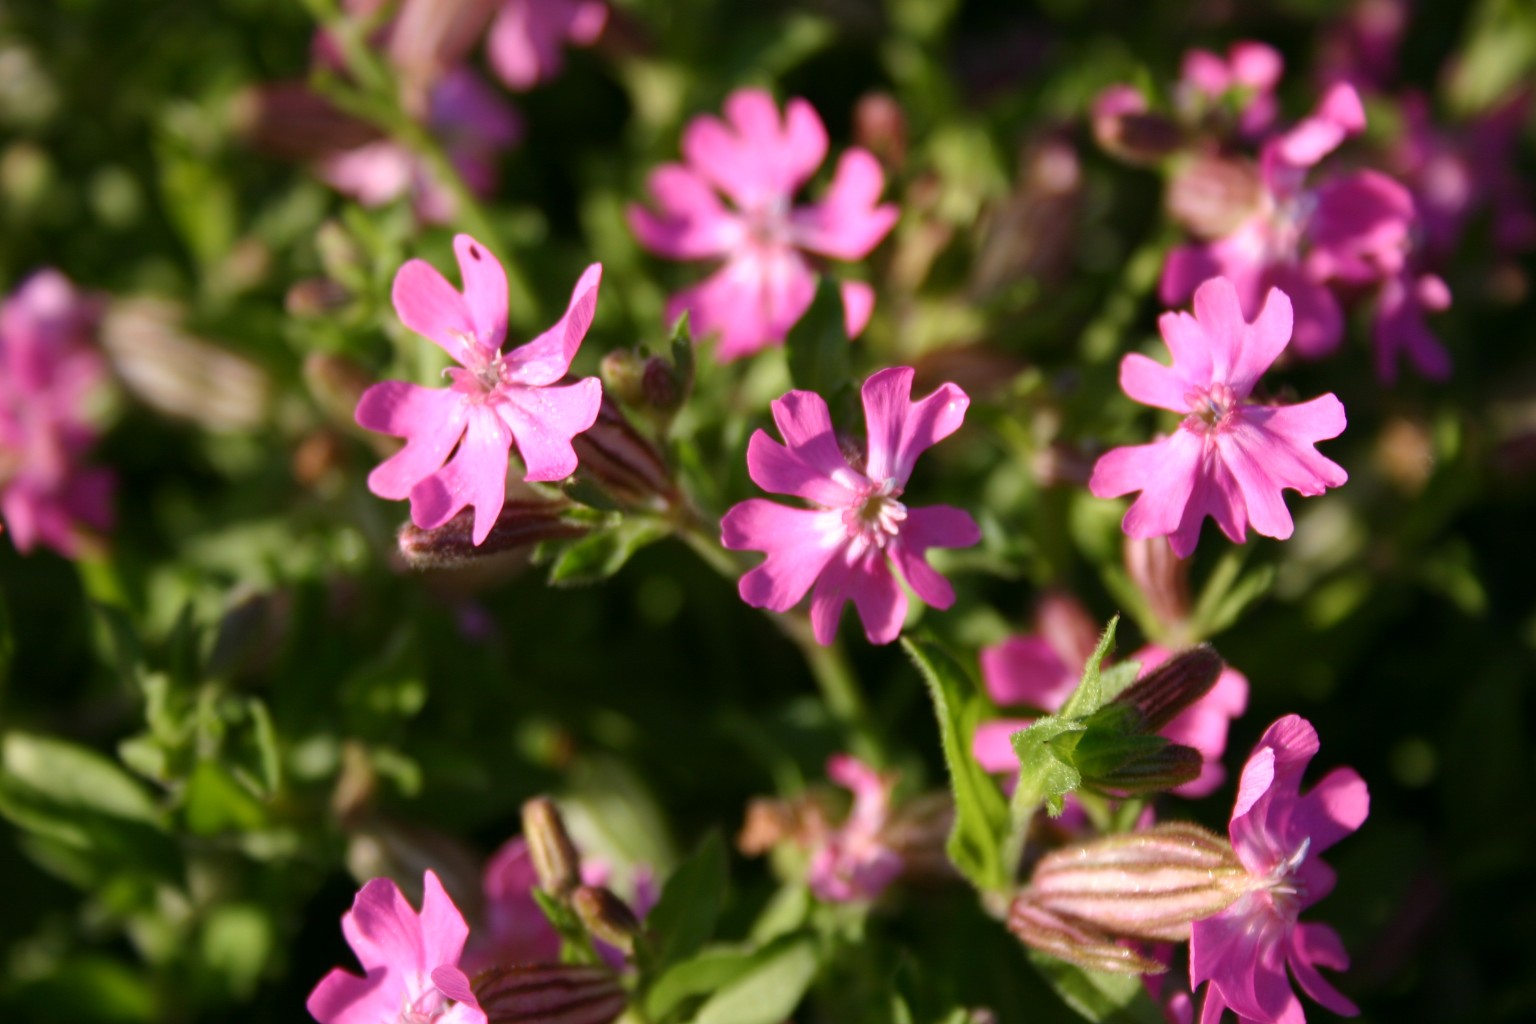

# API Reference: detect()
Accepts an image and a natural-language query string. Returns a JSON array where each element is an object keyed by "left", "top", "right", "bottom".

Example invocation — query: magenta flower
[
  {"left": 1089, "top": 277, "right": 1348, "bottom": 558},
  {"left": 307, "top": 870, "right": 487, "bottom": 1024},
  {"left": 720, "top": 367, "right": 980, "bottom": 645},
  {"left": 1161, "top": 82, "right": 1422, "bottom": 361},
  {"left": 628, "top": 88, "right": 899, "bottom": 361},
  {"left": 0, "top": 270, "right": 113, "bottom": 557},
  {"left": 356, "top": 236, "right": 603, "bottom": 545},
  {"left": 487, "top": 0, "right": 608, "bottom": 91},
  {"left": 1190, "top": 716, "right": 1369, "bottom": 1024},
  {"left": 807, "top": 754, "right": 904, "bottom": 903}
]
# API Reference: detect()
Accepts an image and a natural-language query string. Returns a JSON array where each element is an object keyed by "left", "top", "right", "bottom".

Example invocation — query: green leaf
[
  {"left": 548, "top": 517, "right": 670, "bottom": 586},
  {"left": 784, "top": 276, "right": 850, "bottom": 399},
  {"left": 1189, "top": 551, "right": 1274, "bottom": 639},
  {"left": 1059, "top": 616, "right": 1121, "bottom": 719},
  {"left": 689, "top": 934, "right": 819, "bottom": 1024},
  {"left": 903, "top": 636, "right": 1010, "bottom": 893},
  {"left": 1010, "top": 715, "right": 1085, "bottom": 819},
  {"left": 1027, "top": 950, "right": 1168, "bottom": 1024},
  {"left": 645, "top": 945, "right": 760, "bottom": 1021},
  {"left": 646, "top": 831, "right": 728, "bottom": 974},
  {"left": 182, "top": 760, "right": 267, "bottom": 835}
]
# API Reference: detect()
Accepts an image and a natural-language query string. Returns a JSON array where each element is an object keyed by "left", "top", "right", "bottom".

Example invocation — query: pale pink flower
[
  {"left": 807, "top": 754, "right": 904, "bottom": 903},
  {"left": 1161, "top": 82, "right": 1424, "bottom": 361},
  {"left": 356, "top": 237, "right": 603, "bottom": 545},
  {"left": 319, "top": 68, "right": 522, "bottom": 224},
  {"left": 1089, "top": 277, "right": 1348, "bottom": 558},
  {"left": 487, "top": 0, "right": 608, "bottom": 91},
  {"left": 628, "top": 88, "right": 899, "bottom": 361},
  {"left": 720, "top": 367, "right": 979, "bottom": 645},
  {"left": 0, "top": 270, "right": 113, "bottom": 556},
  {"left": 1191, "top": 715, "right": 1369, "bottom": 1024},
  {"left": 307, "top": 870, "right": 487, "bottom": 1024}
]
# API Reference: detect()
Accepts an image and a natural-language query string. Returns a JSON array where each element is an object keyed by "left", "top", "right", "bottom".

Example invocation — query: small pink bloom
[
  {"left": 1373, "top": 270, "right": 1451, "bottom": 383},
  {"left": 807, "top": 754, "right": 904, "bottom": 903},
  {"left": 0, "top": 270, "right": 113, "bottom": 556},
  {"left": 1161, "top": 82, "right": 1428, "bottom": 363},
  {"left": 629, "top": 88, "right": 898, "bottom": 361},
  {"left": 1090, "top": 277, "right": 1348, "bottom": 558},
  {"left": 356, "top": 237, "right": 603, "bottom": 545},
  {"left": 488, "top": 0, "right": 608, "bottom": 91},
  {"left": 1178, "top": 42, "right": 1283, "bottom": 138},
  {"left": 721, "top": 367, "right": 979, "bottom": 645},
  {"left": 307, "top": 870, "right": 487, "bottom": 1024},
  {"left": 1191, "top": 716, "right": 1369, "bottom": 1024}
]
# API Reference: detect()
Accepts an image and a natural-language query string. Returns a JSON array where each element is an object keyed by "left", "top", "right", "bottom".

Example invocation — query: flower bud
[
  {"left": 230, "top": 83, "right": 379, "bottom": 161},
  {"left": 1019, "top": 823, "right": 1245, "bottom": 944},
  {"left": 599, "top": 349, "right": 645, "bottom": 407},
  {"left": 1071, "top": 730, "right": 1204, "bottom": 794},
  {"left": 571, "top": 885, "right": 642, "bottom": 954},
  {"left": 285, "top": 277, "right": 353, "bottom": 318},
  {"left": 1109, "top": 645, "right": 1224, "bottom": 732},
  {"left": 472, "top": 964, "right": 627, "bottom": 1024},
  {"left": 1166, "top": 155, "right": 1265, "bottom": 239},
  {"left": 1124, "top": 536, "right": 1190, "bottom": 635},
  {"left": 854, "top": 91, "right": 907, "bottom": 170},
  {"left": 570, "top": 397, "right": 681, "bottom": 509},
  {"left": 397, "top": 502, "right": 590, "bottom": 569},
  {"left": 1092, "top": 85, "right": 1183, "bottom": 166},
  {"left": 521, "top": 797, "right": 582, "bottom": 899}
]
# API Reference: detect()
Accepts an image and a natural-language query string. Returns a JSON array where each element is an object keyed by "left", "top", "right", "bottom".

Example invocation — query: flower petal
[
  {"left": 306, "top": 966, "right": 399, "bottom": 1024},
  {"left": 498, "top": 376, "right": 603, "bottom": 483},
  {"left": 418, "top": 870, "right": 470, "bottom": 972},
  {"left": 980, "top": 635, "right": 1076, "bottom": 709},
  {"left": 1089, "top": 429, "right": 1204, "bottom": 544},
  {"left": 504, "top": 264, "right": 602, "bottom": 386},
  {"left": 810, "top": 548, "right": 907, "bottom": 646},
  {"left": 723, "top": 499, "right": 844, "bottom": 612},
  {"left": 861, "top": 367, "right": 970, "bottom": 486},
  {"left": 357, "top": 383, "right": 469, "bottom": 500},
  {"left": 972, "top": 718, "right": 1033, "bottom": 773},
  {"left": 790, "top": 149, "right": 898, "bottom": 260},
  {"left": 452, "top": 235, "right": 509, "bottom": 350},
  {"left": 1120, "top": 351, "right": 1193, "bottom": 413},
  {"left": 628, "top": 164, "right": 741, "bottom": 260},
  {"left": 1287, "top": 922, "right": 1359, "bottom": 1016},
  {"left": 393, "top": 256, "right": 479, "bottom": 364},
  {"left": 668, "top": 250, "right": 818, "bottom": 361},
  {"left": 408, "top": 408, "right": 513, "bottom": 544},
  {"left": 888, "top": 504, "right": 979, "bottom": 609},
  {"left": 840, "top": 280, "right": 876, "bottom": 339}
]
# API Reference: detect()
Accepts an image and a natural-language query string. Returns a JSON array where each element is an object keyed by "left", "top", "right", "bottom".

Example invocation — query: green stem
[{"left": 676, "top": 519, "right": 889, "bottom": 766}]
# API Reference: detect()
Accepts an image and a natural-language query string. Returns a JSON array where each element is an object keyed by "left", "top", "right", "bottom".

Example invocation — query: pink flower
[
  {"left": 487, "top": 0, "right": 608, "bottom": 91},
  {"left": 972, "top": 605, "right": 1247, "bottom": 798},
  {"left": 356, "top": 237, "right": 603, "bottom": 545},
  {"left": 0, "top": 270, "right": 113, "bottom": 556},
  {"left": 1190, "top": 716, "right": 1369, "bottom": 1024},
  {"left": 307, "top": 870, "right": 487, "bottom": 1024},
  {"left": 1161, "top": 82, "right": 1423, "bottom": 361},
  {"left": 319, "top": 68, "right": 522, "bottom": 224},
  {"left": 807, "top": 754, "right": 904, "bottom": 903},
  {"left": 720, "top": 367, "right": 979, "bottom": 645},
  {"left": 628, "top": 88, "right": 898, "bottom": 361},
  {"left": 1089, "top": 277, "right": 1348, "bottom": 558}
]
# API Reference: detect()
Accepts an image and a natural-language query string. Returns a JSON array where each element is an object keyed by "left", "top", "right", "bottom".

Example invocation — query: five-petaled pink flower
[
  {"left": 1161, "top": 82, "right": 1426, "bottom": 363},
  {"left": 629, "top": 88, "right": 899, "bottom": 361},
  {"left": 1089, "top": 276, "right": 1348, "bottom": 558},
  {"left": 721, "top": 367, "right": 980, "bottom": 645},
  {"left": 0, "top": 270, "right": 113, "bottom": 557},
  {"left": 1190, "top": 715, "right": 1368, "bottom": 1024},
  {"left": 356, "top": 236, "right": 603, "bottom": 545},
  {"left": 807, "top": 754, "right": 904, "bottom": 903},
  {"left": 307, "top": 870, "right": 487, "bottom": 1024}
]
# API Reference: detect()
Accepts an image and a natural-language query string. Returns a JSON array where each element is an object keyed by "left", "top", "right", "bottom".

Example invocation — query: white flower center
[{"left": 844, "top": 478, "right": 908, "bottom": 550}]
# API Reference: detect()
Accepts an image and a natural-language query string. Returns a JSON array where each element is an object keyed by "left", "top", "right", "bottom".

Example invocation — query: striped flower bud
[
  {"left": 1109, "top": 645, "right": 1224, "bottom": 733},
  {"left": 521, "top": 797, "right": 583, "bottom": 899},
  {"left": 473, "top": 964, "right": 627, "bottom": 1024},
  {"left": 1017, "top": 823, "right": 1246, "bottom": 951},
  {"left": 398, "top": 502, "right": 591, "bottom": 569}
]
